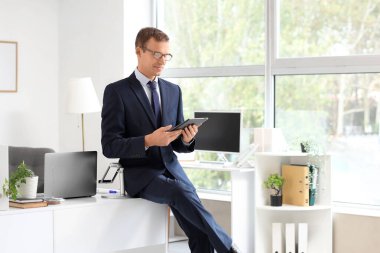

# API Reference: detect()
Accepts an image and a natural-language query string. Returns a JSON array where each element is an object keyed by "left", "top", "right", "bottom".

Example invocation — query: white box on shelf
[
  {"left": 272, "top": 223, "right": 283, "bottom": 253},
  {"left": 254, "top": 128, "right": 287, "bottom": 152},
  {"left": 285, "top": 223, "right": 295, "bottom": 253},
  {"left": 298, "top": 223, "right": 308, "bottom": 253},
  {"left": 0, "top": 145, "right": 9, "bottom": 210}
]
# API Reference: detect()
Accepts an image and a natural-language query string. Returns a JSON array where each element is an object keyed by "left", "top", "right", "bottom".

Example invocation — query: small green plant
[
  {"left": 300, "top": 140, "right": 311, "bottom": 153},
  {"left": 263, "top": 173, "right": 285, "bottom": 196},
  {"left": 2, "top": 161, "right": 35, "bottom": 200},
  {"left": 300, "top": 139, "right": 323, "bottom": 156}
]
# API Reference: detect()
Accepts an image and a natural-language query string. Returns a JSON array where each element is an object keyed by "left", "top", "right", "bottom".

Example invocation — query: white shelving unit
[{"left": 254, "top": 152, "right": 332, "bottom": 253}]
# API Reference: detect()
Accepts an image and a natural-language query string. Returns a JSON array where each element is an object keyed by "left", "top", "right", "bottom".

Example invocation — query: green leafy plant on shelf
[
  {"left": 263, "top": 173, "right": 285, "bottom": 206},
  {"left": 2, "top": 161, "right": 35, "bottom": 200},
  {"left": 264, "top": 173, "right": 284, "bottom": 196}
]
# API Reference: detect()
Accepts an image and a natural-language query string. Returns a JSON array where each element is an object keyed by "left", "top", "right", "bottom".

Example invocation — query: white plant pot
[{"left": 17, "top": 176, "right": 38, "bottom": 199}]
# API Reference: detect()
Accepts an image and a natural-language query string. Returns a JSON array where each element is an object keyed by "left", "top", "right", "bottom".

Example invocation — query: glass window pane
[
  {"left": 184, "top": 169, "right": 232, "bottom": 192},
  {"left": 170, "top": 76, "right": 265, "bottom": 191},
  {"left": 279, "top": 1, "right": 380, "bottom": 57},
  {"left": 158, "top": 0, "right": 265, "bottom": 67},
  {"left": 275, "top": 74, "right": 380, "bottom": 205}
]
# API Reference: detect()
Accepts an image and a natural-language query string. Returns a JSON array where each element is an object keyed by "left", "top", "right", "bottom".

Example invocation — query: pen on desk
[{"left": 108, "top": 189, "right": 119, "bottom": 194}]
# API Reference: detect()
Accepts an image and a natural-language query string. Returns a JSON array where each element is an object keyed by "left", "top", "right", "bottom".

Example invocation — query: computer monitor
[{"left": 194, "top": 111, "right": 241, "bottom": 153}]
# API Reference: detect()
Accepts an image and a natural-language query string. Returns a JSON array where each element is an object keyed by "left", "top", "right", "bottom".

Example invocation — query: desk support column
[{"left": 231, "top": 170, "right": 255, "bottom": 253}]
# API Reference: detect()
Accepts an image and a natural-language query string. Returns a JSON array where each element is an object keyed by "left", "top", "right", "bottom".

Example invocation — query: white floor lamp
[{"left": 66, "top": 77, "right": 100, "bottom": 151}]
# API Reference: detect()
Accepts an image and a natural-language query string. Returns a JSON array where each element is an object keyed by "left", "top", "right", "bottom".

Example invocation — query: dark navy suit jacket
[{"left": 101, "top": 72, "right": 195, "bottom": 197}]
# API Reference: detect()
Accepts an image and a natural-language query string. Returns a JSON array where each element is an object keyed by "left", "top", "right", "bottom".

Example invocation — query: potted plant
[
  {"left": 300, "top": 140, "right": 312, "bottom": 153},
  {"left": 263, "top": 173, "right": 285, "bottom": 206},
  {"left": 2, "top": 161, "right": 38, "bottom": 200}
]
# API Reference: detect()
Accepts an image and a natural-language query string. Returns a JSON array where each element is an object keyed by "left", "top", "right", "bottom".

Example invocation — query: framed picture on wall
[{"left": 0, "top": 41, "right": 18, "bottom": 92}]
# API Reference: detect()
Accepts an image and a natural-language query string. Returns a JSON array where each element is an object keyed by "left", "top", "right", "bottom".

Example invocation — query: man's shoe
[{"left": 229, "top": 243, "right": 241, "bottom": 253}]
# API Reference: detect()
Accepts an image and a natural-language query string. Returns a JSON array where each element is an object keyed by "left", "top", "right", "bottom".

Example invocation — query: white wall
[
  {"left": 0, "top": 0, "right": 59, "bottom": 150},
  {"left": 58, "top": 0, "right": 125, "bottom": 153},
  {"left": 334, "top": 213, "right": 380, "bottom": 253},
  {"left": 59, "top": 0, "right": 153, "bottom": 186},
  {"left": 124, "top": 0, "right": 154, "bottom": 71}
]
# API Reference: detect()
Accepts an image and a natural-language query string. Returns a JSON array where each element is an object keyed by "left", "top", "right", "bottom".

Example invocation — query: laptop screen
[{"left": 44, "top": 151, "right": 97, "bottom": 199}]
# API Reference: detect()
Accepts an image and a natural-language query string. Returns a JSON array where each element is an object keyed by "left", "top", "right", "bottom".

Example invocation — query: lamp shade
[{"left": 66, "top": 77, "right": 100, "bottom": 113}]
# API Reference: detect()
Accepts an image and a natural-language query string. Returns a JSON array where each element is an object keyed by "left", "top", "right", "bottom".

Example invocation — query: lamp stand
[{"left": 81, "top": 113, "right": 85, "bottom": 151}]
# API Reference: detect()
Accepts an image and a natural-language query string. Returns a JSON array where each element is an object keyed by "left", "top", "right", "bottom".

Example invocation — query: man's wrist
[
  {"left": 182, "top": 137, "right": 194, "bottom": 146},
  {"left": 144, "top": 134, "right": 151, "bottom": 149}
]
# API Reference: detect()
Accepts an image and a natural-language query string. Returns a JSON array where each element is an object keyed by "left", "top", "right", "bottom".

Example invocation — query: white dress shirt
[{"left": 134, "top": 68, "right": 161, "bottom": 111}]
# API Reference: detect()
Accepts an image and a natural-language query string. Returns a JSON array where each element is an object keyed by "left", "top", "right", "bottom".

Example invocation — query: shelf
[
  {"left": 333, "top": 203, "right": 380, "bottom": 218},
  {"left": 256, "top": 204, "right": 332, "bottom": 212},
  {"left": 197, "top": 191, "right": 231, "bottom": 202}
]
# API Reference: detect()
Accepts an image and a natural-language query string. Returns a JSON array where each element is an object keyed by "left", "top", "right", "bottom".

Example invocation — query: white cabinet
[
  {"left": 254, "top": 152, "right": 332, "bottom": 253},
  {"left": 54, "top": 197, "right": 167, "bottom": 253},
  {"left": 0, "top": 196, "right": 167, "bottom": 253},
  {"left": 0, "top": 210, "right": 54, "bottom": 253}
]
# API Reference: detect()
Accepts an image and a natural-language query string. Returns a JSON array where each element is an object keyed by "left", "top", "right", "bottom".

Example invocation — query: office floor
[{"left": 168, "top": 240, "right": 190, "bottom": 253}]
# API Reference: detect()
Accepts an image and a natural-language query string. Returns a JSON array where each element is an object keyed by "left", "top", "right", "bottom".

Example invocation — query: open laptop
[{"left": 44, "top": 151, "right": 97, "bottom": 199}]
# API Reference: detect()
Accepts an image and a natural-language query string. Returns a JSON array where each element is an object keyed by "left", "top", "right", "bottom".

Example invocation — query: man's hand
[
  {"left": 182, "top": 125, "right": 198, "bottom": 144},
  {"left": 144, "top": 125, "right": 182, "bottom": 147}
]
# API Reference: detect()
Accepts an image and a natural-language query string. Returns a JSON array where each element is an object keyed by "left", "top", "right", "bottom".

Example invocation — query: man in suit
[{"left": 101, "top": 27, "right": 240, "bottom": 253}]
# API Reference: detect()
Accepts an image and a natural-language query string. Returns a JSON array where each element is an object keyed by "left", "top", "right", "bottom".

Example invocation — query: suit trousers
[{"left": 138, "top": 172, "right": 232, "bottom": 253}]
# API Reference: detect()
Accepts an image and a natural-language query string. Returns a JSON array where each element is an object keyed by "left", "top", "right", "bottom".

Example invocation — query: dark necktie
[{"left": 147, "top": 81, "right": 162, "bottom": 127}]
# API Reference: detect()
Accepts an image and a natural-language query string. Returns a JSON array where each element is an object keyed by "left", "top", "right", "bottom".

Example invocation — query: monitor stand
[
  {"left": 199, "top": 153, "right": 233, "bottom": 167},
  {"left": 217, "top": 153, "right": 229, "bottom": 163}
]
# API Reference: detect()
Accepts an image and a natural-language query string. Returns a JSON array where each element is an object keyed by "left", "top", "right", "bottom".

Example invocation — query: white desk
[
  {"left": 181, "top": 162, "right": 255, "bottom": 253},
  {"left": 0, "top": 195, "right": 167, "bottom": 253}
]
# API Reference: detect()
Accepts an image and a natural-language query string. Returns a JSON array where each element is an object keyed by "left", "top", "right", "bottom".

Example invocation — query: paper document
[
  {"left": 272, "top": 223, "right": 283, "bottom": 253},
  {"left": 298, "top": 223, "right": 308, "bottom": 253},
  {"left": 285, "top": 223, "right": 295, "bottom": 253}
]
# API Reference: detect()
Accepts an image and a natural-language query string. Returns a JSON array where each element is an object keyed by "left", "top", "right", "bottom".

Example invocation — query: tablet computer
[{"left": 168, "top": 118, "right": 208, "bottom": 131}]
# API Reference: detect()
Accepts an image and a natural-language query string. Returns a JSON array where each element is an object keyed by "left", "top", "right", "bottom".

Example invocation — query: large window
[
  {"left": 275, "top": 0, "right": 380, "bottom": 207},
  {"left": 157, "top": 0, "right": 380, "bottom": 206},
  {"left": 275, "top": 74, "right": 380, "bottom": 205}
]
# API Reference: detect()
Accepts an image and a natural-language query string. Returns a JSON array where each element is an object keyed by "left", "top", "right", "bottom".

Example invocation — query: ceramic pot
[
  {"left": 18, "top": 176, "right": 38, "bottom": 199},
  {"left": 300, "top": 143, "right": 307, "bottom": 153},
  {"left": 270, "top": 195, "right": 282, "bottom": 206}
]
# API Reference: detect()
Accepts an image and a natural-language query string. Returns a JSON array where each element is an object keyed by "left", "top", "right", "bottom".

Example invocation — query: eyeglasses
[{"left": 143, "top": 47, "right": 173, "bottom": 61}]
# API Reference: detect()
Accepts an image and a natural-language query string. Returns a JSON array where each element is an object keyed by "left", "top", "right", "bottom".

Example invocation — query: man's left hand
[{"left": 182, "top": 125, "right": 198, "bottom": 144}]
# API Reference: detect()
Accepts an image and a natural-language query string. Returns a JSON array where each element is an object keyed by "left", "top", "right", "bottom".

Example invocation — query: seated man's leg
[
  {"left": 138, "top": 174, "right": 232, "bottom": 253},
  {"left": 171, "top": 207, "right": 214, "bottom": 253}
]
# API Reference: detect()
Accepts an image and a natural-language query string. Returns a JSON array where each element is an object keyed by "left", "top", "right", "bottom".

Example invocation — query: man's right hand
[{"left": 144, "top": 125, "right": 182, "bottom": 148}]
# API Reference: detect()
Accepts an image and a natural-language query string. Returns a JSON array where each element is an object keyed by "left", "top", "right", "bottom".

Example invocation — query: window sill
[
  {"left": 333, "top": 202, "right": 380, "bottom": 217},
  {"left": 197, "top": 190, "right": 231, "bottom": 202}
]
